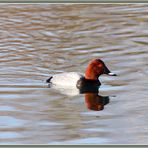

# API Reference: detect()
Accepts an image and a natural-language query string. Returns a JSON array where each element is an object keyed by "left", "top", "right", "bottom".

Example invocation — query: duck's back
[{"left": 49, "top": 72, "right": 83, "bottom": 87}]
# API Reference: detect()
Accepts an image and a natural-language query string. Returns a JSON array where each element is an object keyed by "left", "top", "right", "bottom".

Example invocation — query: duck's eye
[{"left": 98, "top": 64, "right": 102, "bottom": 68}]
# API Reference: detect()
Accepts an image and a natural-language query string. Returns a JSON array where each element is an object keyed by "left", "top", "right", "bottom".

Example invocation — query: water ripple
[{"left": 0, "top": 4, "right": 148, "bottom": 144}]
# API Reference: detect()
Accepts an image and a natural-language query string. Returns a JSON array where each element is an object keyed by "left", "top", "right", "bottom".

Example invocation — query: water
[{"left": 0, "top": 4, "right": 148, "bottom": 144}]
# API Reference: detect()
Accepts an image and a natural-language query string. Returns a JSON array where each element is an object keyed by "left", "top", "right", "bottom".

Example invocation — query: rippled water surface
[{"left": 0, "top": 4, "right": 148, "bottom": 144}]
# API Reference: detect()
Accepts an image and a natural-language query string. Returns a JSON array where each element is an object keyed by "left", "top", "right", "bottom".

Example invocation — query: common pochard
[{"left": 46, "top": 59, "right": 117, "bottom": 88}]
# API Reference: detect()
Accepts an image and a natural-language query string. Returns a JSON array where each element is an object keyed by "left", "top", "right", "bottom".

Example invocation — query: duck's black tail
[{"left": 46, "top": 76, "right": 53, "bottom": 83}]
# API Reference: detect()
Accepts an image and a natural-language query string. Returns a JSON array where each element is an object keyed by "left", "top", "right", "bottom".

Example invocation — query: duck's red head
[{"left": 85, "top": 59, "right": 117, "bottom": 80}]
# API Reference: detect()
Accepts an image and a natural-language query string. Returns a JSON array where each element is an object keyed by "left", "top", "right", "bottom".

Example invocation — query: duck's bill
[
  {"left": 104, "top": 65, "right": 117, "bottom": 76},
  {"left": 108, "top": 72, "right": 117, "bottom": 76}
]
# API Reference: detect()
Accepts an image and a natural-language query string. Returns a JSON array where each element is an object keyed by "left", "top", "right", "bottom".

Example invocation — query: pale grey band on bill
[{"left": 108, "top": 72, "right": 117, "bottom": 76}]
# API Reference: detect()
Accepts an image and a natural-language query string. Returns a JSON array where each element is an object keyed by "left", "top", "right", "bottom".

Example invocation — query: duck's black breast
[{"left": 76, "top": 77, "right": 101, "bottom": 93}]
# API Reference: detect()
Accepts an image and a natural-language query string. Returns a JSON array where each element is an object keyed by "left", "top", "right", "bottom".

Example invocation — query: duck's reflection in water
[
  {"left": 79, "top": 86, "right": 109, "bottom": 111},
  {"left": 48, "top": 84, "right": 110, "bottom": 111},
  {"left": 84, "top": 93, "right": 109, "bottom": 111}
]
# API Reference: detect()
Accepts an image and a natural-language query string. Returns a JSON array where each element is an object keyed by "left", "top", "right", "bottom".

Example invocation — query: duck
[{"left": 46, "top": 59, "right": 117, "bottom": 89}]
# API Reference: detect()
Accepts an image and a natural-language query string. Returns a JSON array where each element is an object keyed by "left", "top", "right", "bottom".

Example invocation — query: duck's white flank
[{"left": 50, "top": 72, "right": 83, "bottom": 87}]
